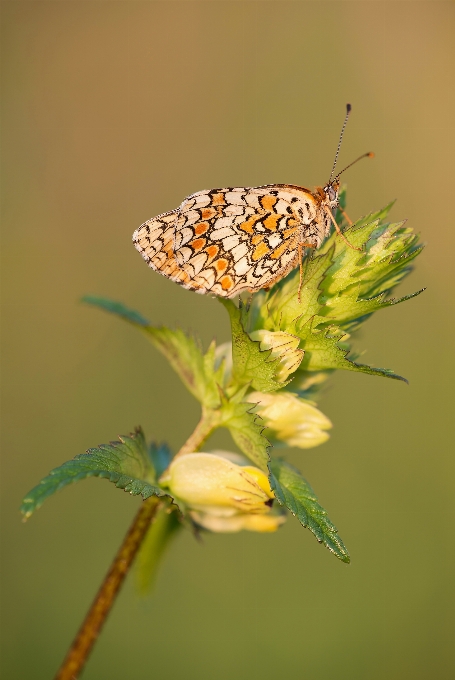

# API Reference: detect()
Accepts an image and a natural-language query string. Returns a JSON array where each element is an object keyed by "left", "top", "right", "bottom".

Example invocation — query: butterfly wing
[
  {"left": 132, "top": 210, "right": 207, "bottom": 291},
  {"left": 172, "top": 185, "right": 319, "bottom": 296},
  {"left": 133, "top": 185, "right": 321, "bottom": 297}
]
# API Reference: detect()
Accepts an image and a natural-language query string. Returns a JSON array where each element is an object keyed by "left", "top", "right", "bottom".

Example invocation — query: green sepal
[
  {"left": 21, "top": 428, "right": 169, "bottom": 519},
  {"left": 82, "top": 296, "right": 223, "bottom": 409},
  {"left": 136, "top": 501, "right": 182, "bottom": 595},
  {"left": 219, "top": 298, "right": 285, "bottom": 393},
  {"left": 219, "top": 394, "right": 270, "bottom": 472},
  {"left": 269, "top": 459, "right": 350, "bottom": 563}
]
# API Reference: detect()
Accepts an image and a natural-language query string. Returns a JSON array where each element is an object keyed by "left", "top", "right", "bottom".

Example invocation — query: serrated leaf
[
  {"left": 21, "top": 428, "right": 169, "bottom": 519},
  {"left": 136, "top": 502, "right": 181, "bottom": 594},
  {"left": 319, "top": 285, "right": 426, "bottom": 329},
  {"left": 83, "top": 296, "right": 222, "bottom": 408},
  {"left": 269, "top": 459, "right": 350, "bottom": 563},
  {"left": 358, "top": 245, "right": 424, "bottom": 299},
  {"left": 145, "top": 327, "right": 223, "bottom": 408},
  {"left": 297, "top": 322, "right": 407, "bottom": 382},
  {"left": 220, "top": 298, "right": 284, "bottom": 392},
  {"left": 219, "top": 397, "right": 270, "bottom": 472}
]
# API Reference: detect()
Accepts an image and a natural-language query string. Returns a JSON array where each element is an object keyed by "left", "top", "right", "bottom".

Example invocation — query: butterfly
[{"left": 133, "top": 105, "right": 373, "bottom": 298}]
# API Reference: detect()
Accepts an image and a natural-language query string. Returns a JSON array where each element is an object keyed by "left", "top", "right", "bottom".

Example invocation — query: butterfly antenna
[
  {"left": 335, "top": 151, "right": 375, "bottom": 180},
  {"left": 329, "top": 103, "right": 352, "bottom": 183}
]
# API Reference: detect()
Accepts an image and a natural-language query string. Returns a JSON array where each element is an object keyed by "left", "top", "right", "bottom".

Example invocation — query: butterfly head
[{"left": 323, "top": 180, "right": 340, "bottom": 209}]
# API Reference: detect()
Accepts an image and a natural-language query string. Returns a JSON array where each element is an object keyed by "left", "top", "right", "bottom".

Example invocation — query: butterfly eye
[{"left": 325, "top": 186, "right": 336, "bottom": 202}]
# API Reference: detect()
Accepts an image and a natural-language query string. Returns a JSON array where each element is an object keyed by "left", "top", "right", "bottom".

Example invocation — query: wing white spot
[
  {"left": 231, "top": 242, "right": 249, "bottom": 260},
  {"left": 222, "top": 235, "right": 240, "bottom": 251},
  {"left": 268, "top": 234, "right": 282, "bottom": 248},
  {"left": 209, "top": 227, "right": 236, "bottom": 241},
  {"left": 234, "top": 256, "right": 250, "bottom": 275}
]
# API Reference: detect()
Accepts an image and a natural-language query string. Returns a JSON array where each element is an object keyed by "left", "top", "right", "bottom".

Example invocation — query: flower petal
[
  {"left": 161, "top": 452, "right": 273, "bottom": 511},
  {"left": 247, "top": 391, "right": 332, "bottom": 449}
]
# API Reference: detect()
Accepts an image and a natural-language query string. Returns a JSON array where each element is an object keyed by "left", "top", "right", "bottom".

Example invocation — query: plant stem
[
  {"left": 172, "top": 408, "right": 219, "bottom": 460},
  {"left": 54, "top": 496, "right": 160, "bottom": 680},
  {"left": 54, "top": 414, "right": 217, "bottom": 679}
]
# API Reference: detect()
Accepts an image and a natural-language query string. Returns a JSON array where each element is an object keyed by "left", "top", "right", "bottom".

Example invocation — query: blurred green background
[{"left": 1, "top": 2, "right": 454, "bottom": 679}]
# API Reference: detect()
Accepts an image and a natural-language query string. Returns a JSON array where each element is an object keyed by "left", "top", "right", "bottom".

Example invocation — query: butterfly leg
[
  {"left": 324, "top": 206, "right": 362, "bottom": 251},
  {"left": 297, "top": 243, "right": 316, "bottom": 303},
  {"left": 338, "top": 206, "right": 353, "bottom": 226}
]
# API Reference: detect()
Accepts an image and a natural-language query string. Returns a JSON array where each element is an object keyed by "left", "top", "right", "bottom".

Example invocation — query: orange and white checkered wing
[
  {"left": 172, "top": 185, "right": 320, "bottom": 297},
  {"left": 132, "top": 210, "right": 206, "bottom": 290}
]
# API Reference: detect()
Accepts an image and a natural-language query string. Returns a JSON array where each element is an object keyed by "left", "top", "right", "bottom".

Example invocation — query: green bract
[{"left": 22, "top": 189, "right": 423, "bottom": 567}]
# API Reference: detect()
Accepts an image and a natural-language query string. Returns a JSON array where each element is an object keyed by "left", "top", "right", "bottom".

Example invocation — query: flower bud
[
  {"left": 249, "top": 330, "right": 304, "bottom": 382},
  {"left": 160, "top": 452, "right": 285, "bottom": 533},
  {"left": 247, "top": 391, "right": 332, "bottom": 449}
]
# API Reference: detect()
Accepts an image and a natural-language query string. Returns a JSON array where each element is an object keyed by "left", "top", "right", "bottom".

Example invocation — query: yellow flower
[
  {"left": 249, "top": 330, "right": 304, "bottom": 382},
  {"left": 247, "top": 391, "right": 332, "bottom": 449},
  {"left": 160, "top": 451, "right": 285, "bottom": 533}
]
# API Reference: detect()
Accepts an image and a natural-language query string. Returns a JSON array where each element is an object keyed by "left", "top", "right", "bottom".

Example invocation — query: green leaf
[
  {"left": 145, "top": 327, "right": 223, "bottom": 408},
  {"left": 21, "top": 428, "right": 169, "bottom": 519},
  {"left": 82, "top": 296, "right": 223, "bottom": 408},
  {"left": 220, "top": 298, "right": 284, "bottom": 392},
  {"left": 136, "top": 502, "right": 181, "bottom": 594},
  {"left": 269, "top": 459, "right": 350, "bottom": 563},
  {"left": 297, "top": 321, "right": 407, "bottom": 382},
  {"left": 319, "top": 285, "right": 425, "bottom": 330},
  {"left": 219, "top": 396, "right": 270, "bottom": 472},
  {"left": 81, "top": 295, "right": 150, "bottom": 326}
]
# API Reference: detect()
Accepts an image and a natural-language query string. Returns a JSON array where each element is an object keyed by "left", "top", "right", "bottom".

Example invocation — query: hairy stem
[{"left": 54, "top": 416, "right": 216, "bottom": 680}]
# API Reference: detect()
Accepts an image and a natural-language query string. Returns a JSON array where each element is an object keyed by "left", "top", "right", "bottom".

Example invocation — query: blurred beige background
[{"left": 1, "top": 2, "right": 454, "bottom": 679}]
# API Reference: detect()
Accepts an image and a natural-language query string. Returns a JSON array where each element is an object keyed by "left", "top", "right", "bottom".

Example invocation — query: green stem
[
  {"left": 54, "top": 412, "right": 217, "bottom": 680},
  {"left": 172, "top": 408, "right": 220, "bottom": 460}
]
